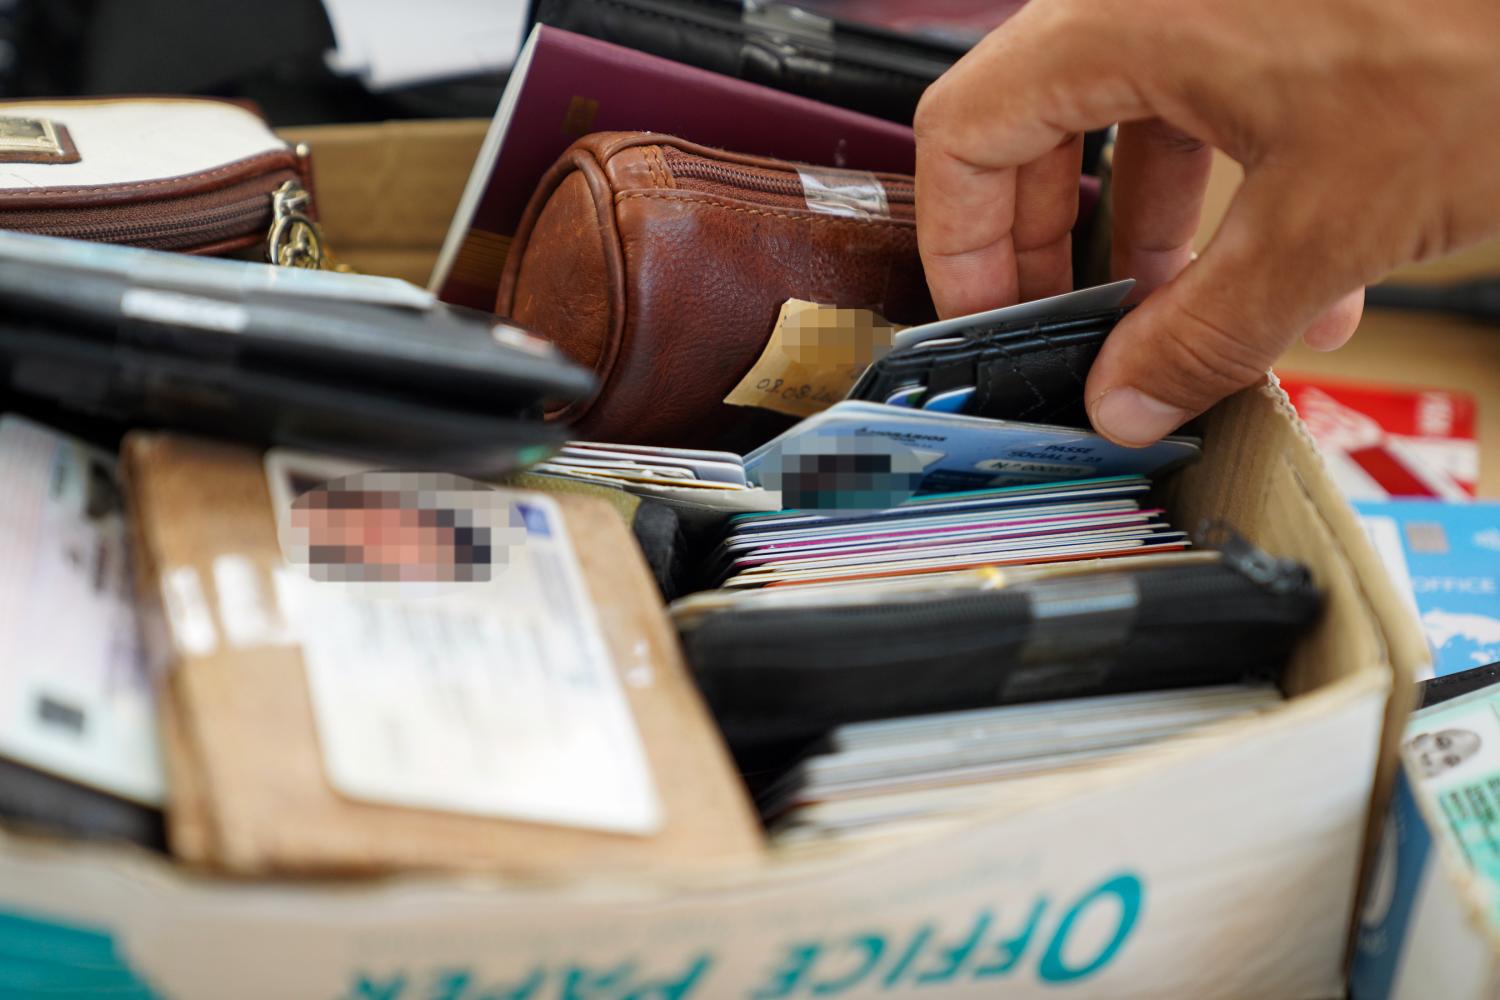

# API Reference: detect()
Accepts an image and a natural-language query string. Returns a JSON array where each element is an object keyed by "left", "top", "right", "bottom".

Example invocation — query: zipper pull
[
  {"left": 1197, "top": 520, "right": 1311, "bottom": 594},
  {"left": 267, "top": 178, "right": 327, "bottom": 269}
]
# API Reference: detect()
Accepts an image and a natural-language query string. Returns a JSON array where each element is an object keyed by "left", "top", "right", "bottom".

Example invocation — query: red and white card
[{"left": 1278, "top": 374, "right": 1477, "bottom": 499}]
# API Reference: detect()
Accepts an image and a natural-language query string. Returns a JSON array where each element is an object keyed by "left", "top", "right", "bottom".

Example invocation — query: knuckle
[
  {"left": 1139, "top": 118, "right": 1208, "bottom": 156},
  {"left": 1152, "top": 301, "right": 1271, "bottom": 408},
  {"left": 913, "top": 78, "right": 954, "bottom": 140}
]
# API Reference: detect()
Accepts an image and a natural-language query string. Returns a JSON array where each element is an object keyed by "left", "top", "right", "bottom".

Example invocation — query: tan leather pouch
[{"left": 497, "top": 131, "right": 933, "bottom": 448}]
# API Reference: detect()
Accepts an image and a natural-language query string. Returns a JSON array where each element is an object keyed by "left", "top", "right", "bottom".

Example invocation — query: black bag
[
  {"left": 528, "top": 0, "right": 965, "bottom": 123},
  {"left": 680, "top": 545, "right": 1322, "bottom": 747}
]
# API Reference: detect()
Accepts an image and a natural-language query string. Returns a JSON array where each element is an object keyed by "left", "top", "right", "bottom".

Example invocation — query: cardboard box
[{"left": 0, "top": 121, "right": 1428, "bottom": 999}]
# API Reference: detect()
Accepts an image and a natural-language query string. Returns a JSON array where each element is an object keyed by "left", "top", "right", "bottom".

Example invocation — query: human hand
[{"left": 914, "top": 0, "right": 1500, "bottom": 445}]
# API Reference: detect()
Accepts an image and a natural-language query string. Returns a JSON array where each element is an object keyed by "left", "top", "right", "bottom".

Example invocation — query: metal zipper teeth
[{"left": 665, "top": 152, "right": 916, "bottom": 202}]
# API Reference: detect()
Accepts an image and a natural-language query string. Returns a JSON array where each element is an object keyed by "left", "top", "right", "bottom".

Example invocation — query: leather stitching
[
  {"left": 0, "top": 150, "right": 297, "bottom": 198},
  {"left": 643, "top": 146, "right": 661, "bottom": 189},
  {"left": 615, "top": 190, "right": 915, "bottom": 230},
  {"left": 648, "top": 145, "right": 674, "bottom": 190}
]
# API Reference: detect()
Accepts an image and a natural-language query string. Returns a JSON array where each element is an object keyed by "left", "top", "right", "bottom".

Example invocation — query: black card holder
[
  {"left": 849, "top": 307, "right": 1128, "bottom": 428},
  {"left": 681, "top": 554, "right": 1321, "bottom": 748}
]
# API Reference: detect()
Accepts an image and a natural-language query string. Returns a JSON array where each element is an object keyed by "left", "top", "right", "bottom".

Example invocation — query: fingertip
[
  {"left": 1087, "top": 386, "right": 1192, "bottom": 448},
  {"left": 1301, "top": 287, "right": 1365, "bottom": 352}
]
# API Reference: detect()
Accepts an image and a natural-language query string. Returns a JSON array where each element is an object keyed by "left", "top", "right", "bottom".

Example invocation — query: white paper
[
  {"left": 0, "top": 415, "right": 164, "bottom": 805},
  {"left": 320, "top": 0, "right": 528, "bottom": 92},
  {"left": 274, "top": 491, "right": 660, "bottom": 834}
]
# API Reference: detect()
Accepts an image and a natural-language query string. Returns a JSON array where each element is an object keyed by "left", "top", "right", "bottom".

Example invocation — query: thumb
[{"left": 1085, "top": 167, "right": 1364, "bottom": 446}]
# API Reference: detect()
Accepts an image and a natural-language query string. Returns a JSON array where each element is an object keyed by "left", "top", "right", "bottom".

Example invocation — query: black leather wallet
[
  {"left": 0, "top": 239, "right": 595, "bottom": 473},
  {"left": 528, "top": 0, "right": 964, "bottom": 123},
  {"left": 681, "top": 547, "right": 1321, "bottom": 748},
  {"left": 848, "top": 308, "right": 1127, "bottom": 428}
]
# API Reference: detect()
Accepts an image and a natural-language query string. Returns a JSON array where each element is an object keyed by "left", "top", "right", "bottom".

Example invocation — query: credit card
[
  {"left": 888, "top": 280, "right": 1135, "bottom": 352},
  {"left": 717, "top": 498, "right": 1143, "bottom": 551},
  {"left": 884, "top": 384, "right": 927, "bottom": 407},
  {"left": 533, "top": 464, "right": 746, "bottom": 490},
  {"left": 545, "top": 456, "right": 700, "bottom": 480},
  {"left": 744, "top": 402, "right": 1198, "bottom": 493},
  {"left": 558, "top": 444, "right": 747, "bottom": 485},
  {"left": 740, "top": 507, "right": 1161, "bottom": 556},
  {"left": 729, "top": 512, "right": 1170, "bottom": 569},
  {"left": 728, "top": 524, "right": 1179, "bottom": 577},
  {"left": 726, "top": 533, "right": 1190, "bottom": 589},
  {"left": 729, "top": 476, "right": 1152, "bottom": 533},
  {"left": 921, "top": 386, "right": 976, "bottom": 413}
]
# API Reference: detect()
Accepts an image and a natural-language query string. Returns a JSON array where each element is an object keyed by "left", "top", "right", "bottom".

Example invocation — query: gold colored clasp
[
  {"left": 0, "top": 116, "right": 65, "bottom": 158},
  {"left": 267, "top": 179, "right": 326, "bottom": 269}
]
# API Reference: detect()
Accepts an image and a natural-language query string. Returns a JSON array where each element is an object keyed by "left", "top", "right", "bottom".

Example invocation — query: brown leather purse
[{"left": 496, "top": 131, "right": 933, "bottom": 448}]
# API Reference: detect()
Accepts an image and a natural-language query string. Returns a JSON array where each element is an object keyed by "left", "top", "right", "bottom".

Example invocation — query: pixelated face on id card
[{"left": 285, "top": 470, "right": 524, "bottom": 587}]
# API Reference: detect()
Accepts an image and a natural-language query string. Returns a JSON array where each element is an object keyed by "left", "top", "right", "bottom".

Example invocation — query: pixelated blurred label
[
  {"left": 725, "top": 299, "right": 901, "bottom": 418},
  {"left": 273, "top": 491, "right": 660, "bottom": 833},
  {"left": 1280, "top": 376, "right": 1477, "bottom": 499},
  {"left": 0, "top": 415, "right": 163, "bottom": 805},
  {"left": 1406, "top": 688, "right": 1500, "bottom": 921}
]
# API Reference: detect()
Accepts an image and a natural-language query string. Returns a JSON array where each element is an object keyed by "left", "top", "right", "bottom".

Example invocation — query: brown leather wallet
[{"left": 496, "top": 131, "right": 934, "bottom": 448}]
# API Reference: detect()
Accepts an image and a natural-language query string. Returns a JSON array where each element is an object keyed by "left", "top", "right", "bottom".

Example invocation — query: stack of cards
[
  {"left": 709, "top": 475, "right": 1189, "bottom": 589},
  {"left": 532, "top": 442, "right": 783, "bottom": 514},
  {"left": 536, "top": 442, "right": 749, "bottom": 491},
  {"left": 767, "top": 684, "right": 1283, "bottom": 842}
]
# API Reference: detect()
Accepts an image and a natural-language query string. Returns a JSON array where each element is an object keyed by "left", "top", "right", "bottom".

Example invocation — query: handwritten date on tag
[{"left": 724, "top": 299, "right": 901, "bottom": 419}]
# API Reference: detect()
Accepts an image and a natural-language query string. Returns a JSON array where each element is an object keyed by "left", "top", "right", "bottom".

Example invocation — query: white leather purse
[{"left": 0, "top": 97, "right": 327, "bottom": 267}]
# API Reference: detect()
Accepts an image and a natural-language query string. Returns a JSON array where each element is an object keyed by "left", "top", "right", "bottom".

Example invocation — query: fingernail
[{"left": 1090, "top": 388, "right": 1191, "bottom": 447}]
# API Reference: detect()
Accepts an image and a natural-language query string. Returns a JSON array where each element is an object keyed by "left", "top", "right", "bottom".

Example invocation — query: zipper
[
  {"left": 24, "top": 195, "right": 275, "bottom": 246},
  {"left": 661, "top": 146, "right": 915, "bottom": 218},
  {"left": 1, "top": 168, "right": 299, "bottom": 252},
  {"left": 1197, "top": 522, "right": 1313, "bottom": 595},
  {"left": 0, "top": 156, "right": 337, "bottom": 270}
]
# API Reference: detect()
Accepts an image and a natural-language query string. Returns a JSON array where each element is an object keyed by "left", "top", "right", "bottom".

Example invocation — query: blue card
[
  {"left": 1356, "top": 499, "right": 1500, "bottom": 680},
  {"left": 744, "top": 401, "right": 1200, "bottom": 496}
]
